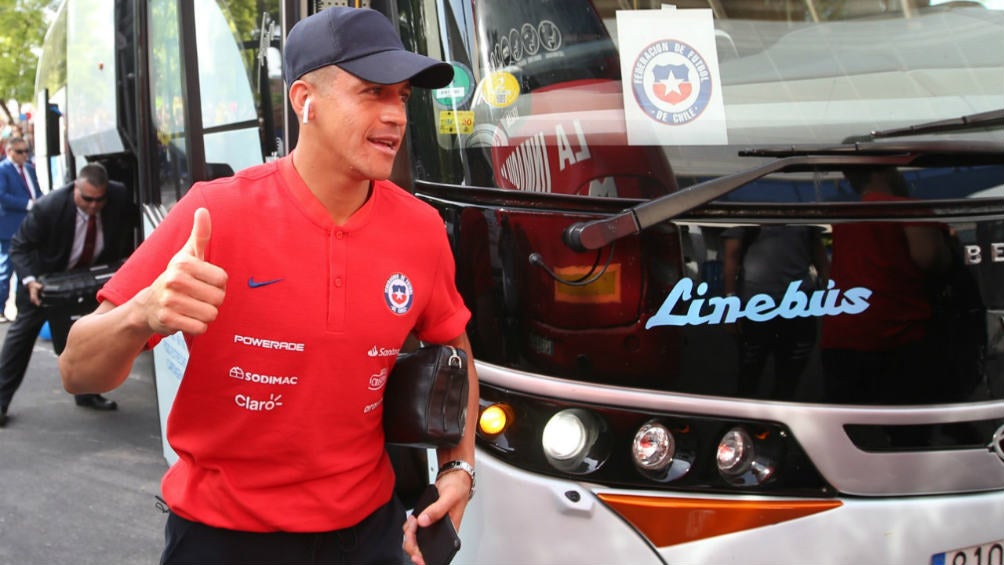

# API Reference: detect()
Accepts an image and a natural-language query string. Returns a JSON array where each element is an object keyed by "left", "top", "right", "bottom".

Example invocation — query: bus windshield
[{"left": 403, "top": 0, "right": 1004, "bottom": 407}]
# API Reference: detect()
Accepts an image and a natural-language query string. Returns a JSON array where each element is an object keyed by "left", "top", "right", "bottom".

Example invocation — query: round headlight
[
  {"left": 540, "top": 408, "right": 608, "bottom": 474},
  {"left": 542, "top": 410, "right": 588, "bottom": 461},
  {"left": 717, "top": 426, "right": 776, "bottom": 486},
  {"left": 717, "top": 427, "right": 753, "bottom": 476},
  {"left": 632, "top": 421, "right": 675, "bottom": 471}
]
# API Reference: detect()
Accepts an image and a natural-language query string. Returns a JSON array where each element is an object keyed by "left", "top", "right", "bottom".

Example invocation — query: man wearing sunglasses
[
  {"left": 0, "top": 162, "right": 137, "bottom": 426},
  {"left": 0, "top": 137, "right": 42, "bottom": 324}
]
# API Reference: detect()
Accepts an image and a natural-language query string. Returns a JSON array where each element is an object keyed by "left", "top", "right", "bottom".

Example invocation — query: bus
[{"left": 35, "top": 0, "right": 1004, "bottom": 563}]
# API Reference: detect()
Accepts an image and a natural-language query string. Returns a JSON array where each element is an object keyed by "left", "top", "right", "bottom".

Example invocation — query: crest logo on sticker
[{"left": 632, "top": 39, "right": 712, "bottom": 126}]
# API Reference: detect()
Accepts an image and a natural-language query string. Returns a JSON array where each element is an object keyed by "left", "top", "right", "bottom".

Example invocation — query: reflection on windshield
[
  {"left": 419, "top": 0, "right": 1003, "bottom": 194},
  {"left": 821, "top": 167, "right": 985, "bottom": 407},
  {"left": 405, "top": 0, "right": 1004, "bottom": 407},
  {"left": 429, "top": 161, "right": 1003, "bottom": 405}
]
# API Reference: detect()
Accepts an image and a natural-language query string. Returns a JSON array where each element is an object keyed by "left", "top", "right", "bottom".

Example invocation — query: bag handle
[{"left": 446, "top": 346, "right": 463, "bottom": 369}]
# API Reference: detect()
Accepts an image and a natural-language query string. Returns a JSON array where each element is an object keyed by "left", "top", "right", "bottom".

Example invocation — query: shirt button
[
  {"left": 336, "top": 231, "right": 345, "bottom": 240},
  {"left": 335, "top": 277, "right": 343, "bottom": 287}
]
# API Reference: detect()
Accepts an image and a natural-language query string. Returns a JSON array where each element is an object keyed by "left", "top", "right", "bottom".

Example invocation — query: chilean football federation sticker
[
  {"left": 633, "top": 40, "right": 711, "bottom": 125},
  {"left": 617, "top": 9, "right": 727, "bottom": 145},
  {"left": 384, "top": 273, "right": 414, "bottom": 315}
]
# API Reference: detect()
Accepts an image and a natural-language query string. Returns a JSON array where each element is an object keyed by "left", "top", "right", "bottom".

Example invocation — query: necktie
[
  {"left": 19, "top": 167, "right": 34, "bottom": 200},
  {"left": 75, "top": 215, "right": 97, "bottom": 269}
]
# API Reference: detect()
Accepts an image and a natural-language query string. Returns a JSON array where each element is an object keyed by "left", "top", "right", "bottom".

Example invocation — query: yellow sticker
[
  {"left": 554, "top": 264, "right": 622, "bottom": 304},
  {"left": 439, "top": 110, "right": 476, "bottom": 134},
  {"left": 479, "top": 71, "right": 520, "bottom": 108}
]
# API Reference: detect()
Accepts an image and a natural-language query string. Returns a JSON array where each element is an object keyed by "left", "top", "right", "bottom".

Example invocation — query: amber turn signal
[{"left": 479, "top": 403, "right": 512, "bottom": 435}]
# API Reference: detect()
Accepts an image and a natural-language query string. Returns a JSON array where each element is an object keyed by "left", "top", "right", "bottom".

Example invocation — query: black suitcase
[{"left": 39, "top": 262, "right": 122, "bottom": 353}]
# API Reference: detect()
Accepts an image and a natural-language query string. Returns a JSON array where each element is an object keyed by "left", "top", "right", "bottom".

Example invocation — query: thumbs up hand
[
  {"left": 143, "top": 208, "right": 228, "bottom": 335},
  {"left": 186, "top": 205, "right": 213, "bottom": 261}
]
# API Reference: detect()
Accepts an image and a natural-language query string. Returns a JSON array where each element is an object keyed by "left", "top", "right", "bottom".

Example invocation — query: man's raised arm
[{"left": 60, "top": 208, "right": 227, "bottom": 393}]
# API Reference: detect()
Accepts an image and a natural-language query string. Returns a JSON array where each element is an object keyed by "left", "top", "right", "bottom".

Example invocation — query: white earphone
[{"left": 302, "top": 98, "right": 312, "bottom": 124}]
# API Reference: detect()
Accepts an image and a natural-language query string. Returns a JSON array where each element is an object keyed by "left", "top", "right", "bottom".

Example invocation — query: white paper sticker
[{"left": 617, "top": 9, "right": 728, "bottom": 145}]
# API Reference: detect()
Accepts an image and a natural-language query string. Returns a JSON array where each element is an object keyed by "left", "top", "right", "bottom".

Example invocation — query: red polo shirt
[
  {"left": 99, "top": 155, "right": 470, "bottom": 531},
  {"left": 821, "top": 192, "right": 942, "bottom": 350}
]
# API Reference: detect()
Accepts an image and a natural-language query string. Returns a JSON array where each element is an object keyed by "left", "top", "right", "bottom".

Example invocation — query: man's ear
[{"left": 289, "top": 81, "right": 311, "bottom": 123}]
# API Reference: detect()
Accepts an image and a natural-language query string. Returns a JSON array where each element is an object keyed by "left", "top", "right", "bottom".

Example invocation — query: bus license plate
[{"left": 931, "top": 540, "right": 1004, "bottom": 565}]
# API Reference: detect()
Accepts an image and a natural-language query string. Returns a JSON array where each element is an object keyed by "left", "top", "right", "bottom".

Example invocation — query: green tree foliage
[{"left": 0, "top": 0, "right": 58, "bottom": 124}]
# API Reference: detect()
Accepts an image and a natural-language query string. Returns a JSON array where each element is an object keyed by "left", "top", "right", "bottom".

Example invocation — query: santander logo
[
  {"left": 646, "top": 278, "right": 871, "bottom": 328},
  {"left": 368, "top": 346, "right": 399, "bottom": 358}
]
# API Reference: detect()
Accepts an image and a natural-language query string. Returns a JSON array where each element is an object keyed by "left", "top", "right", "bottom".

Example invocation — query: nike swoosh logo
[{"left": 248, "top": 277, "right": 283, "bottom": 288}]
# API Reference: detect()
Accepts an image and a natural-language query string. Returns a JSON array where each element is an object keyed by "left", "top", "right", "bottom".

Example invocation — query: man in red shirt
[
  {"left": 821, "top": 166, "right": 951, "bottom": 404},
  {"left": 57, "top": 7, "right": 476, "bottom": 564}
]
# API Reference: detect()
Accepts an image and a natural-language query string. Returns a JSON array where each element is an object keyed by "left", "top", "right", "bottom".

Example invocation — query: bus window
[
  {"left": 149, "top": 0, "right": 190, "bottom": 208},
  {"left": 195, "top": 1, "right": 261, "bottom": 175},
  {"left": 149, "top": 0, "right": 282, "bottom": 208},
  {"left": 398, "top": 0, "right": 1004, "bottom": 398},
  {"left": 65, "top": 0, "right": 126, "bottom": 157},
  {"left": 34, "top": 2, "right": 68, "bottom": 192}
]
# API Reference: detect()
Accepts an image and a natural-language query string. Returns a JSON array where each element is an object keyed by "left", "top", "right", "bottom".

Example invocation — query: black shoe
[
  {"left": 74, "top": 394, "right": 118, "bottom": 411},
  {"left": 0, "top": 410, "right": 6, "bottom": 427}
]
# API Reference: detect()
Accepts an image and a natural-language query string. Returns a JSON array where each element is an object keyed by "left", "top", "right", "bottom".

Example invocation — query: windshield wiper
[
  {"left": 563, "top": 141, "right": 1003, "bottom": 252},
  {"left": 870, "top": 108, "right": 1004, "bottom": 139}
]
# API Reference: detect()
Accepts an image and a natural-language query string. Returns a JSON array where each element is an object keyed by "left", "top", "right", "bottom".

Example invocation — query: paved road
[{"left": 0, "top": 324, "right": 167, "bottom": 565}]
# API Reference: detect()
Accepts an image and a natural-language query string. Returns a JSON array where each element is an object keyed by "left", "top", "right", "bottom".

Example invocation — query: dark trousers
[
  {"left": 160, "top": 496, "right": 407, "bottom": 564},
  {"left": 0, "top": 284, "right": 96, "bottom": 413},
  {"left": 736, "top": 316, "right": 816, "bottom": 400}
]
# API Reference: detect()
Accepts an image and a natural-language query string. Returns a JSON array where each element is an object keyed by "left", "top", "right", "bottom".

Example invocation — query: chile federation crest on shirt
[
  {"left": 632, "top": 39, "right": 712, "bottom": 126},
  {"left": 384, "top": 273, "right": 414, "bottom": 315}
]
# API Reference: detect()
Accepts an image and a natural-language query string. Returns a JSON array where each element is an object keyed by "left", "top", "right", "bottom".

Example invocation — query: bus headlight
[
  {"left": 717, "top": 427, "right": 753, "bottom": 475},
  {"left": 717, "top": 426, "right": 776, "bottom": 486},
  {"left": 541, "top": 408, "right": 608, "bottom": 474},
  {"left": 632, "top": 421, "right": 675, "bottom": 471},
  {"left": 543, "top": 410, "right": 588, "bottom": 460}
]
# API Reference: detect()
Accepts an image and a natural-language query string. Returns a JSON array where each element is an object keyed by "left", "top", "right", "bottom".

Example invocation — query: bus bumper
[
  {"left": 458, "top": 449, "right": 1004, "bottom": 564},
  {"left": 455, "top": 449, "right": 663, "bottom": 564}
]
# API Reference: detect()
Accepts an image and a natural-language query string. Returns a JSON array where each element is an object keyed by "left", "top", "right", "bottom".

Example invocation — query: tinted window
[{"left": 399, "top": 0, "right": 1004, "bottom": 406}]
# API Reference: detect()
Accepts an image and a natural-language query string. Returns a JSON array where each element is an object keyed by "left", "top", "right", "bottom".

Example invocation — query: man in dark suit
[
  {"left": 0, "top": 162, "right": 137, "bottom": 426},
  {"left": 0, "top": 137, "right": 43, "bottom": 323}
]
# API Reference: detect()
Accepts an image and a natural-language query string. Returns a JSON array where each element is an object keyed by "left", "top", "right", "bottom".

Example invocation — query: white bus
[{"left": 36, "top": 0, "right": 1003, "bottom": 563}]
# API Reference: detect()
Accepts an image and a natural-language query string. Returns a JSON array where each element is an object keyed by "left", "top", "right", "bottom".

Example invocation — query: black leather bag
[
  {"left": 383, "top": 345, "right": 469, "bottom": 448},
  {"left": 39, "top": 262, "right": 123, "bottom": 354}
]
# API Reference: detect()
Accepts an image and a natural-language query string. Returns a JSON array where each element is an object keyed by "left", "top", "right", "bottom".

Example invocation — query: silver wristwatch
[{"left": 437, "top": 460, "right": 476, "bottom": 500}]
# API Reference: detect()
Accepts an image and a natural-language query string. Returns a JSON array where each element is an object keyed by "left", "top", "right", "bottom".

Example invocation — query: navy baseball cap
[{"left": 283, "top": 7, "right": 453, "bottom": 89}]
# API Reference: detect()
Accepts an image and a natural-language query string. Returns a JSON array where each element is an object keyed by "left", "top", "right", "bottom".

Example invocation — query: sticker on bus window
[
  {"left": 433, "top": 62, "right": 474, "bottom": 109},
  {"left": 479, "top": 71, "right": 520, "bottom": 108},
  {"left": 616, "top": 9, "right": 727, "bottom": 145},
  {"left": 439, "top": 110, "right": 475, "bottom": 135},
  {"left": 554, "top": 264, "right": 622, "bottom": 304},
  {"left": 487, "top": 20, "right": 563, "bottom": 69}
]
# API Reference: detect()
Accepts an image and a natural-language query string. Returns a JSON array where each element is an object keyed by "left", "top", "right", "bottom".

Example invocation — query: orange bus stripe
[{"left": 598, "top": 493, "right": 842, "bottom": 547}]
